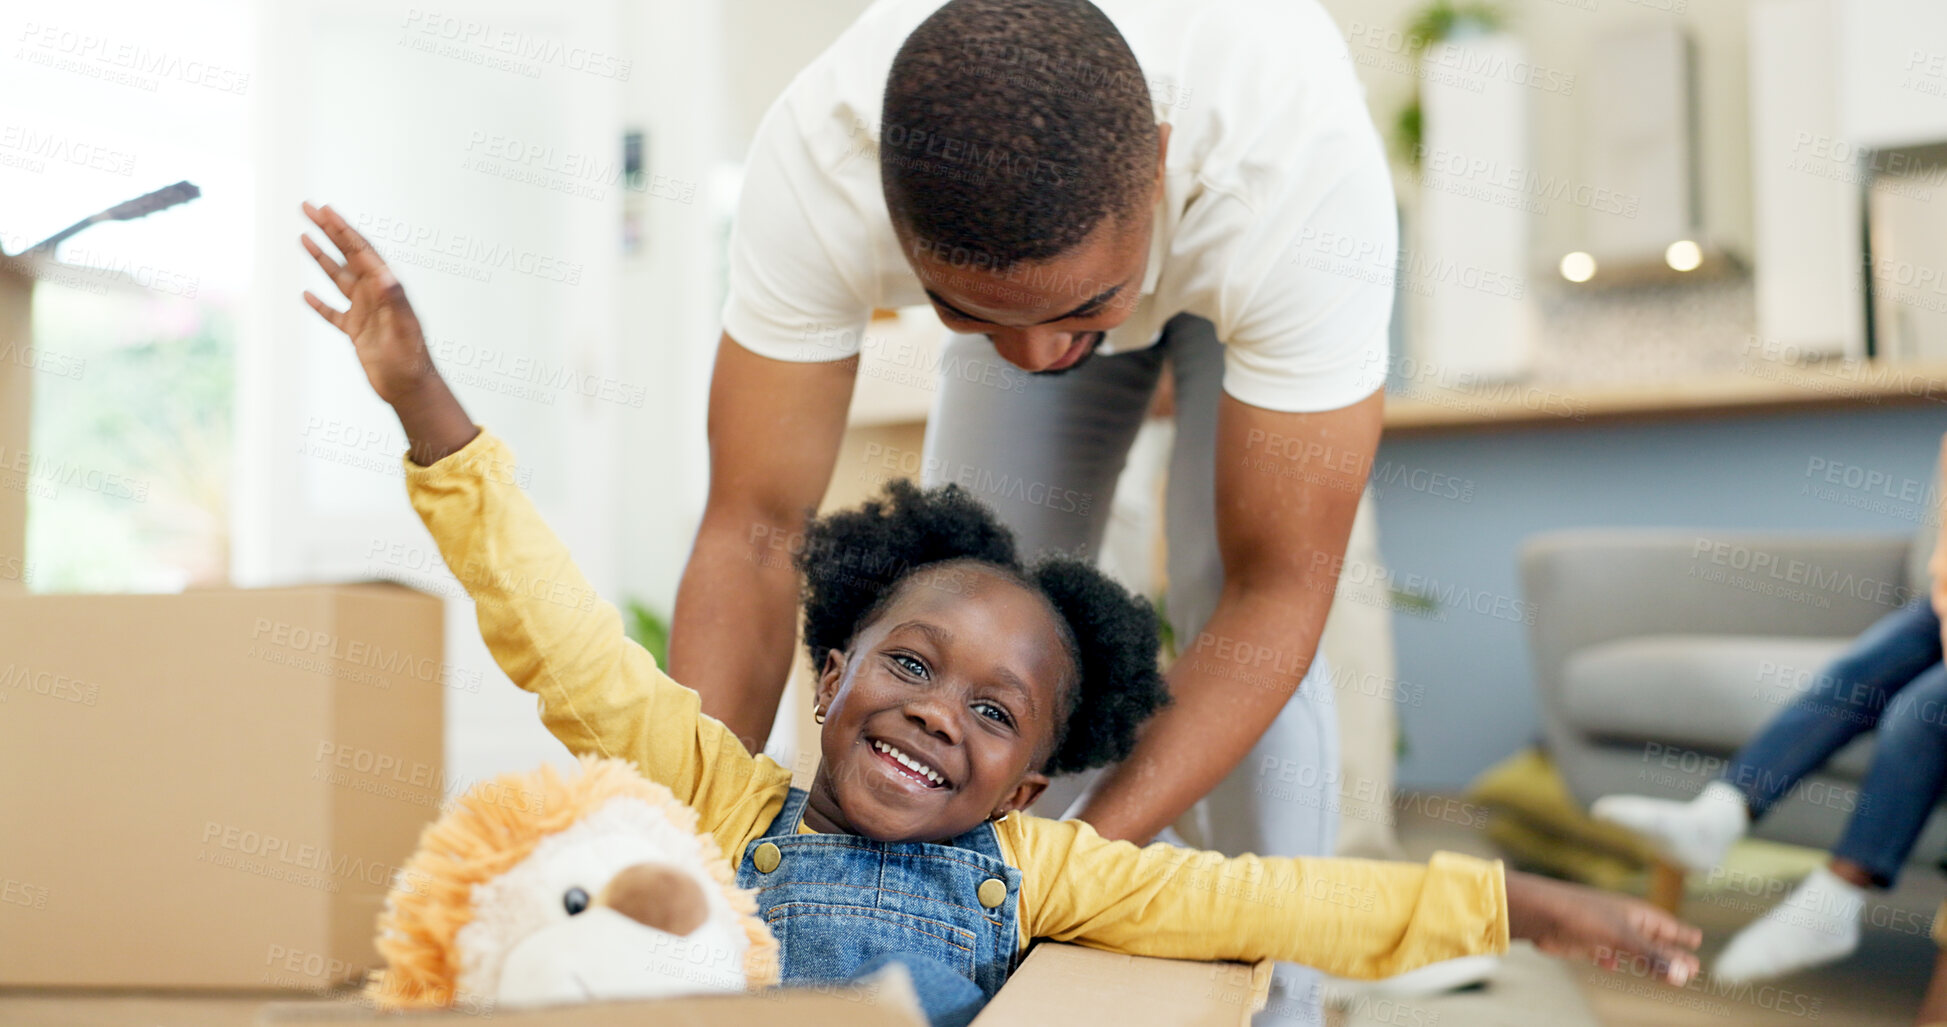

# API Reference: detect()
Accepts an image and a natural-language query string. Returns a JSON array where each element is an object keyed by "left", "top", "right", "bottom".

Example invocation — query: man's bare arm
[
  {"left": 667, "top": 333, "right": 857, "bottom": 751},
  {"left": 1072, "top": 389, "right": 1383, "bottom": 843}
]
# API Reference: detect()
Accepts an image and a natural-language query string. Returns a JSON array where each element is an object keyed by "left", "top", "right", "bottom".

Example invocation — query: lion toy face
[{"left": 367, "top": 756, "right": 779, "bottom": 1011}]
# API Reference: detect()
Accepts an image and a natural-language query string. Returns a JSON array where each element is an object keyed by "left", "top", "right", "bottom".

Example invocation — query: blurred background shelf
[{"left": 1386, "top": 358, "right": 1947, "bottom": 434}]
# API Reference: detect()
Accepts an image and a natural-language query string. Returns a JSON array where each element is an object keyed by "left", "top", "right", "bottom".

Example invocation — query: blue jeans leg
[
  {"left": 1723, "top": 601, "right": 1942, "bottom": 817},
  {"left": 1831, "top": 664, "right": 1947, "bottom": 887}
]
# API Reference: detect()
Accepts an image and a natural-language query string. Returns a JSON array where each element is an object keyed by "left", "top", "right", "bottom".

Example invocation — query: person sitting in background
[
  {"left": 1595, "top": 433, "right": 1947, "bottom": 984},
  {"left": 298, "top": 199, "right": 1701, "bottom": 1025}
]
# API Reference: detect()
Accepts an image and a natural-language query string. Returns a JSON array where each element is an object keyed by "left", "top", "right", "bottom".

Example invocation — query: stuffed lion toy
[{"left": 367, "top": 755, "right": 779, "bottom": 1010}]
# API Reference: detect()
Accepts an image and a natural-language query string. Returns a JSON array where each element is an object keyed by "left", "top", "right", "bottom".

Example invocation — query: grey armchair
[{"left": 1520, "top": 526, "right": 1947, "bottom": 879}]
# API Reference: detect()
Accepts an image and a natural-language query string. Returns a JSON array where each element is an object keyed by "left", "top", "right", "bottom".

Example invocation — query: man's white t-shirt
[{"left": 721, "top": 0, "right": 1396, "bottom": 413}]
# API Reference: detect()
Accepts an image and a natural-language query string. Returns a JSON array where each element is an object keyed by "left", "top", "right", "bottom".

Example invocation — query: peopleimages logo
[
  {"left": 879, "top": 121, "right": 1067, "bottom": 186},
  {"left": 350, "top": 212, "right": 584, "bottom": 286},
  {"left": 1310, "top": 553, "right": 1536, "bottom": 625},
  {"left": 0, "top": 444, "right": 149, "bottom": 501},
  {"left": 196, "top": 821, "right": 420, "bottom": 894},
  {"left": 399, "top": 9, "right": 631, "bottom": 80},
  {"left": 0, "top": 124, "right": 137, "bottom": 176},
  {"left": 14, "top": 22, "right": 251, "bottom": 94},
  {"left": 1690, "top": 537, "right": 1913, "bottom": 608},
  {"left": 249, "top": 617, "right": 462, "bottom": 690},
  {"left": 0, "top": 340, "right": 86, "bottom": 381},
  {"left": 1343, "top": 22, "right": 1576, "bottom": 95},
  {"left": 1414, "top": 145, "right": 1638, "bottom": 217}
]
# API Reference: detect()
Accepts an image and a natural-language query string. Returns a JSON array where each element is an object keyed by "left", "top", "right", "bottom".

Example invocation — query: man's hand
[
  {"left": 1507, "top": 870, "right": 1702, "bottom": 986},
  {"left": 299, "top": 200, "right": 475, "bottom": 465}
]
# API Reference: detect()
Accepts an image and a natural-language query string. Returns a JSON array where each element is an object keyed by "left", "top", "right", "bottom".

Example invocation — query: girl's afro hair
[{"left": 794, "top": 479, "right": 1170, "bottom": 776}]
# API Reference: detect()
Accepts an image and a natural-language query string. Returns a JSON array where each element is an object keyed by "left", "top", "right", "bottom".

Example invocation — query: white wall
[
  {"left": 242, "top": 0, "right": 701, "bottom": 786},
  {"left": 719, "top": 0, "right": 876, "bottom": 160},
  {"left": 614, "top": 1, "right": 732, "bottom": 616},
  {"left": 1321, "top": 0, "right": 1754, "bottom": 267},
  {"left": 600, "top": 0, "right": 871, "bottom": 613},
  {"left": 1840, "top": 0, "right": 1947, "bottom": 149}
]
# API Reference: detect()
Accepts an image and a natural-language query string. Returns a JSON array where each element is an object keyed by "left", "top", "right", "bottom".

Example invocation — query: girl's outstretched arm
[
  {"left": 297, "top": 202, "right": 791, "bottom": 855},
  {"left": 1006, "top": 816, "right": 1699, "bottom": 985}
]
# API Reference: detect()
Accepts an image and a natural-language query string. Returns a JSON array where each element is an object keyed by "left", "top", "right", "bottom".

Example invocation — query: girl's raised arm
[{"left": 298, "top": 202, "right": 791, "bottom": 856}]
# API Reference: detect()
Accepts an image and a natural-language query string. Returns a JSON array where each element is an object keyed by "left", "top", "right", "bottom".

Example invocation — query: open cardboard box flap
[
  {"left": 254, "top": 944, "right": 1272, "bottom": 1026},
  {"left": 0, "top": 261, "right": 32, "bottom": 594}
]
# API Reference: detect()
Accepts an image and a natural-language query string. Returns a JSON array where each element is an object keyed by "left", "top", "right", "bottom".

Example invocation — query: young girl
[{"left": 300, "top": 201, "right": 1700, "bottom": 1022}]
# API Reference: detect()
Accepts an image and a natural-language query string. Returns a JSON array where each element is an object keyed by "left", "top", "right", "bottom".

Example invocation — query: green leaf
[
  {"left": 1395, "top": 101, "right": 1424, "bottom": 167},
  {"left": 1387, "top": 587, "right": 1442, "bottom": 616},
  {"left": 1403, "top": 0, "right": 1505, "bottom": 51},
  {"left": 623, "top": 598, "right": 670, "bottom": 666},
  {"left": 1393, "top": 1, "right": 1506, "bottom": 167},
  {"left": 1153, "top": 593, "right": 1177, "bottom": 665}
]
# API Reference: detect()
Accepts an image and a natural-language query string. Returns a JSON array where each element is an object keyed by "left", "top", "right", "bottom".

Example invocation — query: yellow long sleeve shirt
[{"left": 404, "top": 428, "right": 1510, "bottom": 977}]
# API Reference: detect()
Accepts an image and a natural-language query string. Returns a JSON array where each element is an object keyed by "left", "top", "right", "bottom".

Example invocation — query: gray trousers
[{"left": 922, "top": 314, "right": 1339, "bottom": 1025}]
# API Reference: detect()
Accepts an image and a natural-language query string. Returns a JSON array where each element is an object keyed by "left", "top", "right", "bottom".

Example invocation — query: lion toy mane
[{"left": 366, "top": 755, "right": 779, "bottom": 1010}]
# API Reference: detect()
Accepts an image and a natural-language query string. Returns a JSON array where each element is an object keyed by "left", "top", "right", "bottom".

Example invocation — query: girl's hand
[
  {"left": 299, "top": 201, "right": 436, "bottom": 406},
  {"left": 1506, "top": 871, "right": 1702, "bottom": 986},
  {"left": 299, "top": 200, "right": 477, "bottom": 465}
]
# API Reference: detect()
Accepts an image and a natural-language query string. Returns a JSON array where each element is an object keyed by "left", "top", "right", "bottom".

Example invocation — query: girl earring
[{"left": 813, "top": 704, "right": 827, "bottom": 725}]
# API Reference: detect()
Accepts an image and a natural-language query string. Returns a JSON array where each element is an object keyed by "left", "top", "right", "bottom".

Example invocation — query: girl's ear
[
  {"left": 815, "top": 647, "right": 848, "bottom": 712},
  {"left": 993, "top": 771, "right": 1049, "bottom": 820}
]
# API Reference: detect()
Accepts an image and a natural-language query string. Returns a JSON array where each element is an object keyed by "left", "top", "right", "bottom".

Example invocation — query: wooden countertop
[
  {"left": 1382, "top": 357, "right": 1947, "bottom": 435},
  {"left": 843, "top": 303, "right": 1947, "bottom": 436}
]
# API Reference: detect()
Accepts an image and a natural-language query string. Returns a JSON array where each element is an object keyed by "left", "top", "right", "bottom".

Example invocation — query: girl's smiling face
[{"left": 802, "top": 563, "right": 1073, "bottom": 843}]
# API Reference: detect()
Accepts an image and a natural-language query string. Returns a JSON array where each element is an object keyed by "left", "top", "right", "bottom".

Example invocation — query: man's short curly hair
[
  {"left": 881, "top": 0, "right": 1159, "bottom": 271},
  {"left": 795, "top": 479, "right": 1169, "bottom": 776}
]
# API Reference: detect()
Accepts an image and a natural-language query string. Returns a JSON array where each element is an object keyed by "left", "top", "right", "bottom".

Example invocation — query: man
[{"left": 671, "top": 1, "right": 1394, "bottom": 1018}]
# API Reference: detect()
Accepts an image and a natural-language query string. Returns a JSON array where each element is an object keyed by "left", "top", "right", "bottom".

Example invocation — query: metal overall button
[
  {"left": 754, "top": 841, "right": 781, "bottom": 874},
  {"left": 977, "top": 878, "right": 1007, "bottom": 909}
]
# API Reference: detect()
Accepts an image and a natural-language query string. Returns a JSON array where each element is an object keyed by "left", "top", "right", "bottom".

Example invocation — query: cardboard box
[
  {"left": 252, "top": 944, "right": 1272, "bottom": 1026},
  {"left": 259, "top": 969, "right": 927, "bottom": 1026},
  {"left": 0, "top": 260, "right": 31, "bottom": 595},
  {"left": 0, "top": 583, "right": 444, "bottom": 989},
  {"left": 972, "top": 943, "right": 1270, "bottom": 1026}
]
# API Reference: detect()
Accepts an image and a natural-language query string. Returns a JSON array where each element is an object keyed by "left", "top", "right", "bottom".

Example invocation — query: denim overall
[{"left": 735, "top": 787, "right": 1023, "bottom": 1025}]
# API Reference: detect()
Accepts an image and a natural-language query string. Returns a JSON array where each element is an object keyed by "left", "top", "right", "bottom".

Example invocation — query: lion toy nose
[{"left": 598, "top": 862, "right": 709, "bottom": 936}]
